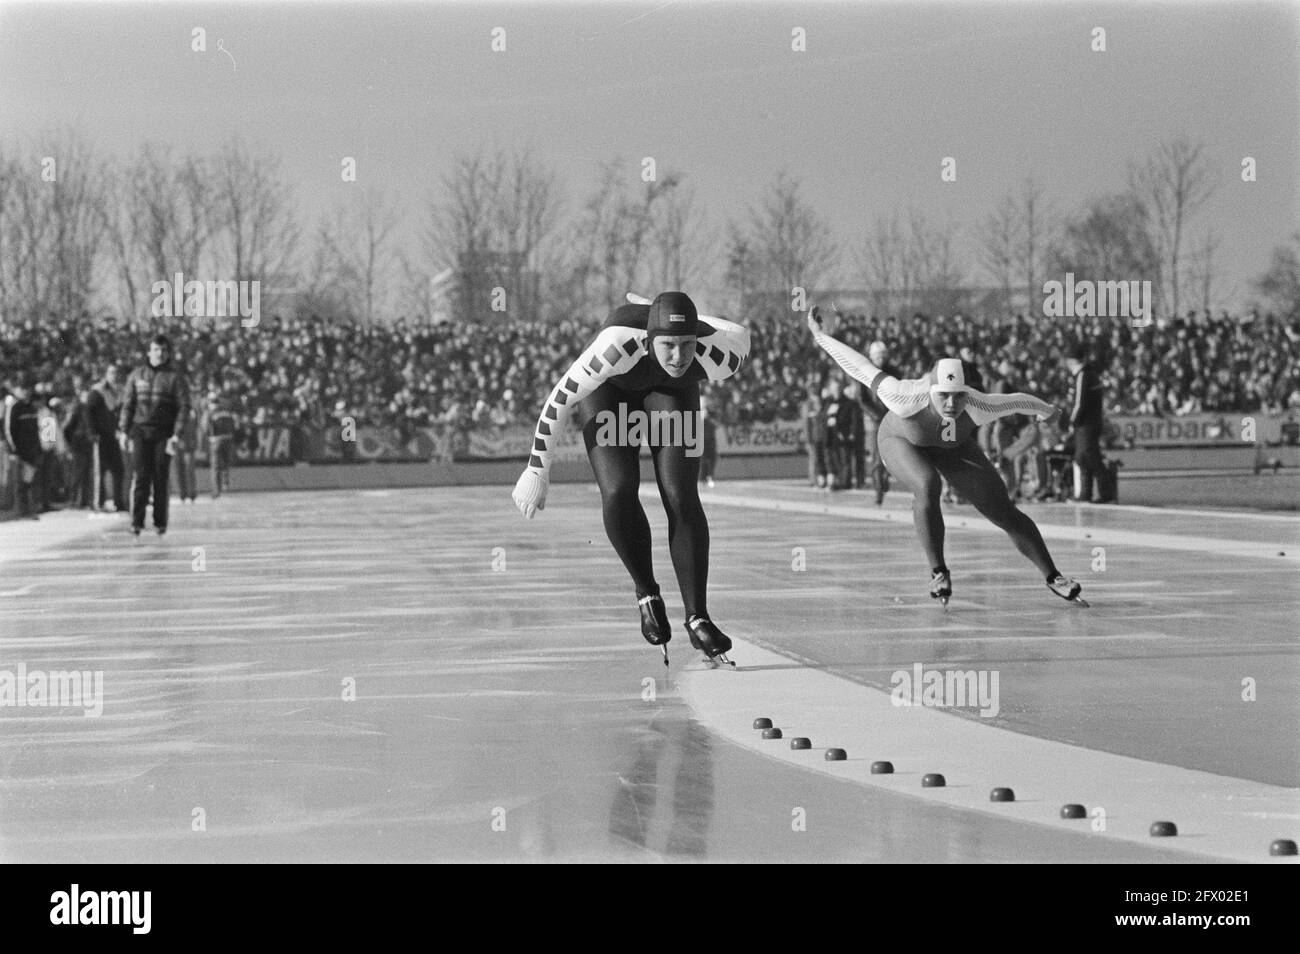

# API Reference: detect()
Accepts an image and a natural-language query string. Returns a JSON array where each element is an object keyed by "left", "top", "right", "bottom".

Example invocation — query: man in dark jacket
[
  {"left": 1066, "top": 344, "right": 1115, "bottom": 503},
  {"left": 827, "top": 376, "right": 863, "bottom": 490},
  {"left": 2, "top": 377, "right": 44, "bottom": 519},
  {"left": 823, "top": 377, "right": 850, "bottom": 490},
  {"left": 120, "top": 335, "right": 191, "bottom": 535},
  {"left": 88, "top": 363, "right": 127, "bottom": 511}
]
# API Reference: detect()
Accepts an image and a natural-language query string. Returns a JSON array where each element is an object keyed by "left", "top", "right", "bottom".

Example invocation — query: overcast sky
[{"left": 2, "top": 0, "right": 1296, "bottom": 310}]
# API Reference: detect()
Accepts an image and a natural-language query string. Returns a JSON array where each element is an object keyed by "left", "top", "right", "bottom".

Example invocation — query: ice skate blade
[
  {"left": 704, "top": 652, "right": 737, "bottom": 669},
  {"left": 1070, "top": 596, "right": 1090, "bottom": 608},
  {"left": 661, "top": 645, "right": 670, "bottom": 667}
]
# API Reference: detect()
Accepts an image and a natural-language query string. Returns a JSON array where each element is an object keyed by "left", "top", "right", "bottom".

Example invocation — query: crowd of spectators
[
  {"left": 713, "top": 309, "right": 1300, "bottom": 425},
  {"left": 2, "top": 307, "right": 1298, "bottom": 450}
]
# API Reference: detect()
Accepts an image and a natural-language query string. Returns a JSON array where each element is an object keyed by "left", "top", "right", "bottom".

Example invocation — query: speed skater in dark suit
[
  {"left": 512, "top": 292, "right": 752, "bottom": 666},
  {"left": 807, "top": 305, "right": 1086, "bottom": 607}
]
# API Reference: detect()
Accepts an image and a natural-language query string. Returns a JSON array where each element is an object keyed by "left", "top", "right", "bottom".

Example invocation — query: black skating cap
[{"left": 647, "top": 291, "right": 698, "bottom": 338}]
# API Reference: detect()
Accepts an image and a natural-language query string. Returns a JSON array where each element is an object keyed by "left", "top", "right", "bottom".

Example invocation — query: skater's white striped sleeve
[
  {"left": 693, "top": 317, "right": 751, "bottom": 382},
  {"left": 526, "top": 326, "right": 646, "bottom": 474},
  {"left": 964, "top": 391, "right": 1055, "bottom": 426},
  {"left": 810, "top": 327, "right": 929, "bottom": 413},
  {"left": 814, "top": 326, "right": 1053, "bottom": 423}
]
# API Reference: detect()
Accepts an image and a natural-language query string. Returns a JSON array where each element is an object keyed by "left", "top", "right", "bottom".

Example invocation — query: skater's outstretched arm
[
  {"left": 805, "top": 306, "right": 918, "bottom": 406},
  {"left": 694, "top": 316, "right": 751, "bottom": 381},
  {"left": 808, "top": 306, "right": 1057, "bottom": 425},
  {"left": 512, "top": 326, "right": 645, "bottom": 519},
  {"left": 965, "top": 391, "right": 1057, "bottom": 425}
]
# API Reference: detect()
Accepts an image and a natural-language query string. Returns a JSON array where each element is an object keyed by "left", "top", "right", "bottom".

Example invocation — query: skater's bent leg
[
  {"left": 583, "top": 391, "right": 659, "bottom": 599},
  {"left": 646, "top": 388, "right": 709, "bottom": 618},
  {"left": 940, "top": 443, "right": 1058, "bottom": 578},
  {"left": 879, "top": 435, "right": 945, "bottom": 570}
]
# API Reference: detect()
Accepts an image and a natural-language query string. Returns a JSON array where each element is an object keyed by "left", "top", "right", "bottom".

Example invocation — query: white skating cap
[{"left": 931, "top": 358, "right": 968, "bottom": 393}]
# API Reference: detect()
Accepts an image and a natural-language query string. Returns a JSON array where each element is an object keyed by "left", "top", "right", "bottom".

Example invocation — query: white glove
[{"left": 512, "top": 469, "right": 549, "bottom": 519}]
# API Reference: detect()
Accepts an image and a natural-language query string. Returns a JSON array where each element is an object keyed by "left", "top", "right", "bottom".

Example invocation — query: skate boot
[
  {"left": 638, "top": 593, "right": 671, "bottom": 667},
  {"left": 930, "top": 567, "right": 952, "bottom": 607},
  {"left": 686, "top": 615, "right": 735, "bottom": 668},
  {"left": 1047, "top": 573, "right": 1088, "bottom": 606}
]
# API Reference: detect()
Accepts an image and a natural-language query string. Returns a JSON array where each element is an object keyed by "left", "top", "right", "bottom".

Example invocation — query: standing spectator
[
  {"left": 823, "top": 378, "right": 849, "bottom": 490},
  {"left": 698, "top": 391, "right": 718, "bottom": 488},
  {"left": 119, "top": 335, "right": 191, "bottom": 536},
  {"left": 830, "top": 376, "right": 863, "bottom": 489},
  {"left": 205, "top": 389, "right": 237, "bottom": 497},
  {"left": 173, "top": 386, "right": 199, "bottom": 504},
  {"left": 62, "top": 376, "right": 97, "bottom": 509},
  {"left": 88, "top": 363, "right": 127, "bottom": 512},
  {"left": 844, "top": 381, "right": 867, "bottom": 488},
  {"left": 860, "top": 341, "right": 903, "bottom": 505},
  {"left": 2, "top": 377, "right": 44, "bottom": 519},
  {"left": 802, "top": 388, "right": 828, "bottom": 487},
  {"left": 1066, "top": 344, "right": 1115, "bottom": 503},
  {"left": 33, "top": 386, "right": 62, "bottom": 511}
]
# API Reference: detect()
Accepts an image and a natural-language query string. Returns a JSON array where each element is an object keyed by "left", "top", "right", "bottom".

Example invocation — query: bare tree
[
  {"left": 298, "top": 219, "right": 359, "bottom": 323},
  {"left": 1015, "top": 178, "right": 1055, "bottom": 314},
  {"left": 745, "top": 171, "right": 839, "bottom": 297},
  {"left": 497, "top": 147, "right": 563, "bottom": 319},
  {"left": 907, "top": 208, "right": 967, "bottom": 316},
  {"left": 858, "top": 208, "right": 966, "bottom": 316},
  {"left": 858, "top": 212, "right": 909, "bottom": 316},
  {"left": 425, "top": 146, "right": 562, "bottom": 322},
  {"left": 98, "top": 161, "right": 144, "bottom": 321},
  {"left": 212, "top": 136, "right": 299, "bottom": 287},
  {"left": 0, "top": 132, "right": 110, "bottom": 324},
  {"left": 722, "top": 222, "right": 758, "bottom": 317},
  {"left": 648, "top": 177, "right": 712, "bottom": 292},
  {"left": 1189, "top": 229, "right": 1220, "bottom": 319},
  {"left": 393, "top": 249, "right": 437, "bottom": 324},
  {"left": 548, "top": 160, "right": 697, "bottom": 319},
  {"left": 1130, "top": 138, "right": 1217, "bottom": 318},
  {"left": 98, "top": 143, "right": 222, "bottom": 325},
  {"left": 981, "top": 193, "right": 1018, "bottom": 313},
  {"left": 313, "top": 188, "right": 403, "bottom": 324},
  {"left": 1050, "top": 193, "right": 1159, "bottom": 286},
  {"left": 0, "top": 148, "right": 24, "bottom": 321},
  {"left": 1253, "top": 232, "right": 1300, "bottom": 320}
]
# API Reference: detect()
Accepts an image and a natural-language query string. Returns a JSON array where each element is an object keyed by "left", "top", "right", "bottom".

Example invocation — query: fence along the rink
[{"left": 3, "top": 411, "right": 1298, "bottom": 516}]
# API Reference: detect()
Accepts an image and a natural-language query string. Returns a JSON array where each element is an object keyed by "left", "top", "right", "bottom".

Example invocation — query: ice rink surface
[{"left": 1, "top": 480, "right": 1296, "bottom": 862}]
